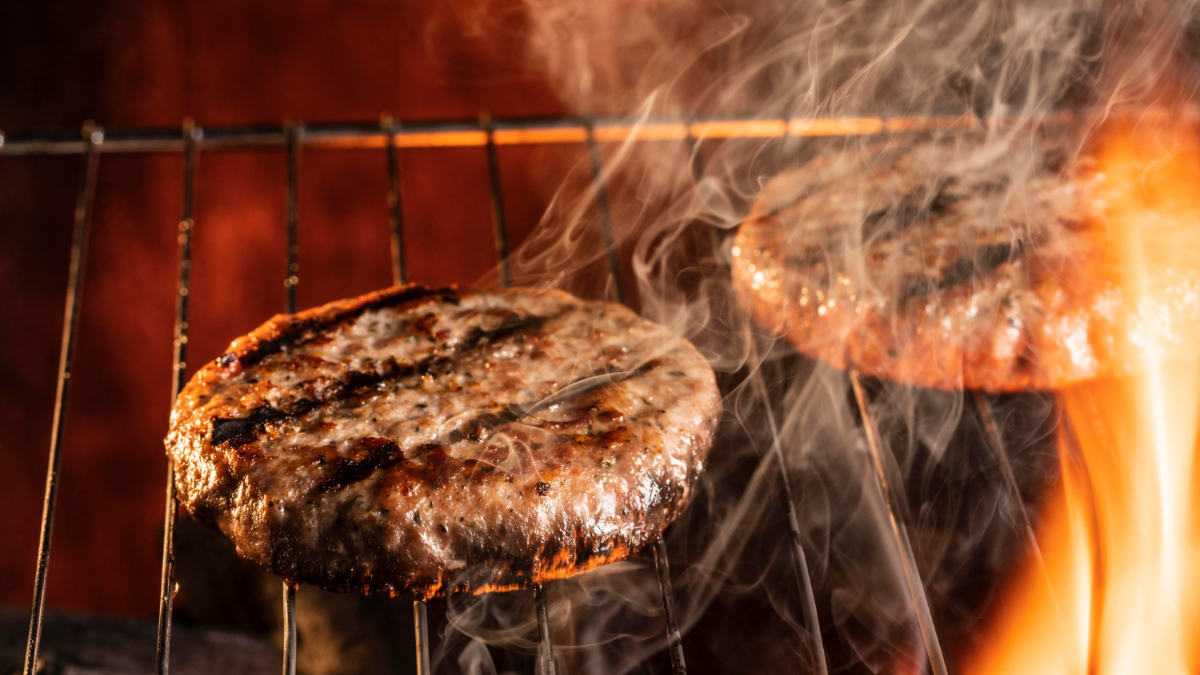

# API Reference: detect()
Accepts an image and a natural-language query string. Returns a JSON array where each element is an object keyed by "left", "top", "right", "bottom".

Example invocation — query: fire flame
[{"left": 967, "top": 115, "right": 1200, "bottom": 675}]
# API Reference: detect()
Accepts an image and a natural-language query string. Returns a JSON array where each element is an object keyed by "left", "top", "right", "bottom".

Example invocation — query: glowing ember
[{"left": 968, "top": 115, "right": 1200, "bottom": 675}]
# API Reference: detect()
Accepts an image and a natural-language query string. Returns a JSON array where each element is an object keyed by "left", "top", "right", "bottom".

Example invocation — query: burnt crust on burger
[
  {"left": 732, "top": 128, "right": 1182, "bottom": 392},
  {"left": 166, "top": 284, "right": 721, "bottom": 598}
]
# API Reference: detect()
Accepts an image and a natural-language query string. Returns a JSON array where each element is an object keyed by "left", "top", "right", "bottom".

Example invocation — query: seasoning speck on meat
[{"left": 166, "top": 284, "right": 720, "bottom": 598}]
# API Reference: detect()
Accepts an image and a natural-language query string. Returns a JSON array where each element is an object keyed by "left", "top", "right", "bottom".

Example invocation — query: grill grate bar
[
  {"left": 282, "top": 583, "right": 298, "bottom": 675},
  {"left": 583, "top": 120, "right": 624, "bottom": 304},
  {"left": 481, "top": 114, "right": 512, "bottom": 287},
  {"left": 382, "top": 115, "right": 409, "bottom": 286},
  {"left": 652, "top": 538, "right": 687, "bottom": 675},
  {"left": 745, "top": 341, "right": 829, "bottom": 675},
  {"left": 280, "top": 121, "right": 302, "bottom": 675},
  {"left": 22, "top": 122, "right": 102, "bottom": 675},
  {"left": 972, "top": 393, "right": 1054, "bottom": 586},
  {"left": 284, "top": 121, "right": 301, "bottom": 314},
  {"left": 583, "top": 120, "right": 691, "bottom": 673},
  {"left": 687, "top": 128, "right": 827, "bottom": 673},
  {"left": 534, "top": 584, "right": 556, "bottom": 675},
  {"left": 0, "top": 113, "right": 988, "bottom": 156},
  {"left": 683, "top": 131, "right": 724, "bottom": 257},
  {"left": 480, "top": 113, "right": 557, "bottom": 673},
  {"left": 848, "top": 371, "right": 948, "bottom": 675},
  {"left": 11, "top": 111, "right": 986, "bottom": 675},
  {"left": 413, "top": 597, "right": 432, "bottom": 675},
  {"left": 154, "top": 119, "right": 201, "bottom": 675},
  {"left": 382, "top": 112, "right": 432, "bottom": 675}
]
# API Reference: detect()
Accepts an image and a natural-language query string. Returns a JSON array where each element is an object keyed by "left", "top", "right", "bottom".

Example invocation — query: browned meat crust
[
  {"left": 165, "top": 285, "right": 720, "bottom": 598},
  {"left": 733, "top": 128, "right": 1200, "bottom": 392}
]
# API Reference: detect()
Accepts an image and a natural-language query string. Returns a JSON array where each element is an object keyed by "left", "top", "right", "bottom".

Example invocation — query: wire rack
[{"left": 6, "top": 111, "right": 1005, "bottom": 675}]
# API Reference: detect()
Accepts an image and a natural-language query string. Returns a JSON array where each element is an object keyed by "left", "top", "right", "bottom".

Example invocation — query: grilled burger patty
[
  {"left": 733, "top": 128, "right": 1199, "bottom": 392},
  {"left": 166, "top": 285, "right": 720, "bottom": 598}
]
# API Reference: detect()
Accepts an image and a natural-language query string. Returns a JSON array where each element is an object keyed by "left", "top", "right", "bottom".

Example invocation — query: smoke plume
[{"left": 441, "top": 1, "right": 1200, "bottom": 673}]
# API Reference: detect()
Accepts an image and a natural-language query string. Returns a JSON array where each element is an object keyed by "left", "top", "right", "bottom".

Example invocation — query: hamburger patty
[
  {"left": 733, "top": 128, "right": 1200, "bottom": 392},
  {"left": 166, "top": 285, "right": 720, "bottom": 598}
]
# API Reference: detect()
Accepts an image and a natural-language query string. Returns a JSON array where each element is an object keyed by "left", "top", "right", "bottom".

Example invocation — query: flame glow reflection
[{"left": 968, "top": 116, "right": 1200, "bottom": 675}]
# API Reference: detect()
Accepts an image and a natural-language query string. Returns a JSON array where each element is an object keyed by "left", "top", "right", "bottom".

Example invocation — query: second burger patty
[
  {"left": 731, "top": 126, "right": 1200, "bottom": 392},
  {"left": 166, "top": 285, "right": 720, "bottom": 598}
]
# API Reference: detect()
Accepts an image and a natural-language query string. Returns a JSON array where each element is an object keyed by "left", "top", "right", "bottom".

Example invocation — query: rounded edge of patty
[
  {"left": 731, "top": 129, "right": 1129, "bottom": 392},
  {"left": 166, "top": 284, "right": 721, "bottom": 598}
]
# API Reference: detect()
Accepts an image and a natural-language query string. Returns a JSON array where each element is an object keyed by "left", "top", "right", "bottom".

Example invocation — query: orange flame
[{"left": 967, "top": 115, "right": 1200, "bottom": 675}]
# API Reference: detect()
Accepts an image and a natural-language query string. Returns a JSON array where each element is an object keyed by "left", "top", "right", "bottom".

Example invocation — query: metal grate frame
[{"left": 7, "top": 111, "right": 985, "bottom": 675}]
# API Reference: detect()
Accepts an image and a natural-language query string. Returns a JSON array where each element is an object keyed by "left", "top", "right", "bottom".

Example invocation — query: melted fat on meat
[{"left": 166, "top": 284, "right": 720, "bottom": 598}]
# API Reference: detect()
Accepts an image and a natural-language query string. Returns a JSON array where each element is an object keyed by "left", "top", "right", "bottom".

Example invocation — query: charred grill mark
[
  {"left": 219, "top": 285, "right": 458, "bottom": 369},
  {"left": 318, "top": 437, "right": 403, "bottom": 493},
  {"left": 209, "top": 312, "right": 556, "bottom": 448},
  {"left": 169, "top": 283, "right": 719, "bottom": 599},
  {"left": 463, "top": 411, "right": 519, "bottom": 442},
  {"left": 901, "top": 239, "right": 1024, "bottom": 301},
  {"left": 315, "top": 360, "right": 663, "bottom": 492},
  {"left": 463, "top": 311, "right": 553, "bottom": 348},
  {"left": 373, "top": 444, "right": 508, "bottom": 495},
  {"left": 863, "top": 176, "right": 960, "bottom": 240},
  {"left": 210, "top": 405, "right": 292, "bottom": 447},
  {"left": 940, "top": 240, "right": 1024, "bottom": 290}
]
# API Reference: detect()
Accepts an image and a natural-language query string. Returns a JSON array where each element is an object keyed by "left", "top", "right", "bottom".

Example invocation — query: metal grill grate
[{"left": 5, "top": 112, "right": 988, "bottom": 675}]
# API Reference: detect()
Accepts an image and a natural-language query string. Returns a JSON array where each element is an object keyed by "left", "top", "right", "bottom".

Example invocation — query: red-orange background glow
[{"left": 0, "top": 0, "right": 592, "bottom": 618}]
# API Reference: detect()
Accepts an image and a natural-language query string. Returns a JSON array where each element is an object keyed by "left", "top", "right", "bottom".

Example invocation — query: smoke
[{"left": 439, "top": 0, "right": 1200, "bottom": 673}]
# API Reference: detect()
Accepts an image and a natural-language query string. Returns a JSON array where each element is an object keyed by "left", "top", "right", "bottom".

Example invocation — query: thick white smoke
[{"left": 437, "top": 1, "right": 1200, "bottom": 673}]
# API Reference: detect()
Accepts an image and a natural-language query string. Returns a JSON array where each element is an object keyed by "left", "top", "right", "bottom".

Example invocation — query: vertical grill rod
[
  {"left": 584, "top": 121, "right": 687, "bottom": 675},
  {"left": 480, "top": 112, "right": 557, "bottom": 673},
  {"left": 22, "top": 122, "right": 101, "bottom": 675},
  {"left": 481, "top": 113, "right": 512, "bottom": 287},
  {"left": 285, "top": 120, "right": 301, "bottom": 314},
  {"left": 848, "top": 372, "right": 948, "bottom": 675},
  {"left": 383, "top": 112, "right": 431, "bottom": 675},
  {"left": 282, "top": 583, "right": 298, "bottom": 675},
  {"left": 583, "top": 120, "right": 624, "bottom": 304},
  {"left": 154, "top": 119, "right": 201, "bottom": 675},
  {"left": 975, "top": 392, "right": 1094, "bottom": 671},
  {"left": 682, "top": 131, "right": 724, "bottom": 257},
  {"left": 686, "top": 129, "right": 826, "bottom": 674},
  {"left": 745, "top": 342, "right": 828, "bottom": 675},
  {"left": 413, "top": 598, "right": 432, "bottom": 675},
  {"left": 382, "top": 114, "right": 408, "bottom": 286},
  {"left": 534, "top": 584, "right": 556, "bottom": 675},
  {"left": 972, "top": 393, "right": 1056, "bottom": 583},
  {"left": 652, "top": 538, "right": 687, "bottom": 675},
  {"left": 281, "top": 120, "right": 301, "bottom": 675}
]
